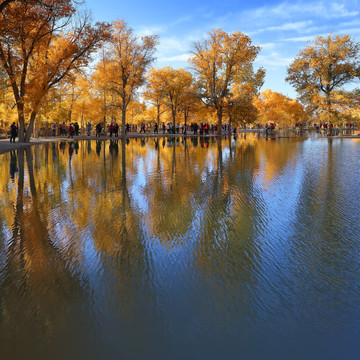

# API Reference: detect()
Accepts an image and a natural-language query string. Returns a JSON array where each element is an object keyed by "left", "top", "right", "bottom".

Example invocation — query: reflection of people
[
  {"left": 96, "top": 140, "right": 101, "bottom": 156},
  {"left": 113, "top": 140, "right": 119, "bottom": 155},
  {"left": 10, "top": 122, "right": 18, "bottom": 143},
  {"left": 59, "top": 142, "right": 66, "bottom": 153},
  {"left": 74, "top": 141, "right": 79, "bottom": 154},
  {"left": 52, "top": 143, "right": 57, "bottom": 160},
  {"left": 109, "top": 140, "right": 119, "bottom": 156},
  {"left": 9, "top": 151, "right": 18, "bottom": 180},
  {"left": 68, "top": 142, "right": 74, "bottom": 158}
]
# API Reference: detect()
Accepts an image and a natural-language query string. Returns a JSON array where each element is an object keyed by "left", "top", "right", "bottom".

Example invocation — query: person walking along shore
[{"left": 9, "top": 122, "right": 18, "bottom": 143}]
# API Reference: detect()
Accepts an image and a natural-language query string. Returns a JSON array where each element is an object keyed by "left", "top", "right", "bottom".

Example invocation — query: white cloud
[
  {"left": 258, "top": 42, "right": 277, "bottom": 50},
  {"left": 157, "top": 37, "right": 189, "bottom": 54},
  {"left": 267, "top": 20, "right": 314, "bottom": 31},
  {"left": 134, "top": 0, "right": 360, "bottom": 95},
  {"left": 203, "top": 11, "right": 215, "bottom": 19},
  {"left": 136, "top": 15, "right": 193, "bottom": 37},
  {"left": 137, "top": 26, "right": 165, "bottom": 36},
  {"left": 243, "top": 1, "right": 359, "bottom": 21},
  {"left": 336, "top": 27, "right": 360, "bottom": 35},
  {"left": 280, "top": 35, "right": 319, "bottom": 42},
  {"left": 169, "top": 15, "right": 193, "bottom": 27},
  {"left": 249, "top": 20, "right": 314, "bottom": 36},
  {"left": 339, "top": 19, "right": 360, "bottom": 27},
  {"left": 255, "top": 55, "right": 294, "bottom": 68},
  {"left": 158, "top": 54, "right": 191, "bottom": 62}
]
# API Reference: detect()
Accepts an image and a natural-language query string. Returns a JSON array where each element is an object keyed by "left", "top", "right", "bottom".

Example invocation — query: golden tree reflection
[{"left": 0, "top": 135, "right": 309, "bottom": 353}]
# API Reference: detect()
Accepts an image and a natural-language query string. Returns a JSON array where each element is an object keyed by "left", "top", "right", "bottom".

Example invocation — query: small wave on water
[{"left": 0, "top": 136, "right": 359, "bottom": 359}]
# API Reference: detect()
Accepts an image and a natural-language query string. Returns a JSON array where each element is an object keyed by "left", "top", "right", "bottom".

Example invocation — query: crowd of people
[
  {"left": 6, "top": 120, "right": 360, "bottom": 143},
  {"left": 157, "top": 122, "right": 219, "bottom": 135}
]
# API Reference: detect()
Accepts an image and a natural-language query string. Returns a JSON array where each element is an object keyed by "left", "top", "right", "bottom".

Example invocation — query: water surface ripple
[{"left": 0, "top": 135, "right": 359, "bottom": 359}]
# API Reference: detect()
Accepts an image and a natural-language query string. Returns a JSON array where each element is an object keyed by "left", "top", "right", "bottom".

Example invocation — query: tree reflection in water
[{"left": 0, "top": 136, "right": 359, "bottom": 358}]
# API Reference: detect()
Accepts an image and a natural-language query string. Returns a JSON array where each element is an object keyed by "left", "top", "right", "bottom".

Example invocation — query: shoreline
[{"left": 1, "top": 132, "right": 359, "bottom": 155}]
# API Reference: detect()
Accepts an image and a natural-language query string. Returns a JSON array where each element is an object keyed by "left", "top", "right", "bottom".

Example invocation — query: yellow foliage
[
  {"left": 145, "top": 67, "right": 193, "bottom": 125},
  {"left": 103, "top": 20, "right": 158, "bottom": 135},
  {"left": 286, "top": 33, "right": 360, "bottom": 122},
  {"left": 189, "top": 28, "right": 263, "bottom": 131},
  {"left": 254, "top": 89, "right": 306, "bottom": 127}
]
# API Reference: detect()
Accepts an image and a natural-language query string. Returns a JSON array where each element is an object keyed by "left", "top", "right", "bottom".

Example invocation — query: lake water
[{"left": 0, "top": 135, "right": 360, "bottom": 359}]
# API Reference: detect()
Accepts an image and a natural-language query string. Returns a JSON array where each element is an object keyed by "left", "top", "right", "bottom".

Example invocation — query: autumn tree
[
  {"left": 225, "top": 86, "right": 258, "bottom": 134},
  {"left": 254, "top": 89, "right": 306, "bottom": 127},
  {"left": 92, "top": 47, "right": 112, "bottom": 128},
  {"left": 178, "top": 84, "right": 201, "bottom": 127},
  {"left": 0, "top": 0, "right": 48, "bottom": 12},
  {"left": 286, "top": 34, "right": 360, "bottom": 122},
  {"left": 43, "top": 75, "right": 84, "bottom": 129},
  {"left": 225, "top": 67, "right": 265, "bottom": 134},
  {"left": 106, "top": 20, "right": 158, "bottom": 137},
  {"left": 144, "top": 67, "right": 167, "bottom": 128},
  {"left": 334, "top": 89, "right": 360, "bottom": 122},
  {"left": 0, "top": 0, "right": 108, "bottom": 142},
  {"left": 189, "top": 28, "right": 263, "bottom": 135},
  {"left": 127, "top": 100, "right": 146, "bottom": 125},
  {"left": 0, "top": 0, "right": 14, "bottom": 11},
  {"left": 67, "top": 73, "right": 95, "bottom": 131},
  {"left": 0, "top": 73, "right": 16, "bottom": 133},
  {"left": 145, "top": 66, "right": 193, "bottom": 130}
]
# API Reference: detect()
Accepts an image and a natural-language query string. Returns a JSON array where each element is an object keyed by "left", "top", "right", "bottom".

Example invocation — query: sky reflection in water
[{"left": 0, "top": 135, "right": 360, "bottom": 359}]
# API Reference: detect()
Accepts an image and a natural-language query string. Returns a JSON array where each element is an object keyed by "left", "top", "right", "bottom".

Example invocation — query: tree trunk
[
  {"left": 81, "top": 108, "right": 84, "bottom": 135},
  {"left": 228, "top": 117, "right": 232, "bottom": 137},
  {"left": 229, "top": 135, "right": 232, "bottom": 162},
  {"left": 172, "top": 108, "right": 176, "bottom": 134},
  {"left": 121, "top": 106, "right": 126, "bottom": 138},
  {"left": 217, "top": 107, "right": 223, "bottom": 136},
  {"left": 121, "top": 139, "right": 126, "bottom": 188},
  {"left": 17, "top": 103, "right": 26, "bottom": 142},
  {"left": 326, "top": 94, "right": 332, "bottom": 136},
  {"left": 157, "top": 106, "right": 160, "bottom": 130},
  {"left": 24, "top": 110, "right": 37, "bottom": 143}
]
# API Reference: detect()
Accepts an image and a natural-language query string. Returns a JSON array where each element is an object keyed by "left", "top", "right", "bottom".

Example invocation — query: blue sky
[{"left": 85, "top": 0, "right": 360, "bottom": 98}]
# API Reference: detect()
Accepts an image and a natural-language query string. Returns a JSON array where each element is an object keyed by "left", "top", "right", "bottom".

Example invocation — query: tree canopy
[
  {"left": 286, "top": 34, "right": 360, "bottom": 122},
  {"left": 105, "top": 19, "right": 158, "bottom": 137},
  {"left": 0, "top": 0, "right": 109, "bottom": 141},
  {"left": 189, "top": 28, "right": 263, "bottom": 134}
]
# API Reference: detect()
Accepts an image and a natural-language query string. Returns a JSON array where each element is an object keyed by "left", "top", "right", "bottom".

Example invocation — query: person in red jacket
[{"left": 68, "top": 124, "right": 74, "bottom": 138}]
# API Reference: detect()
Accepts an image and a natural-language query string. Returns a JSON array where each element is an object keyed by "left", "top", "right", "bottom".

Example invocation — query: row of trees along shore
[{"left": 0, "top": 0, "right": 360, "bottom": 142}]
